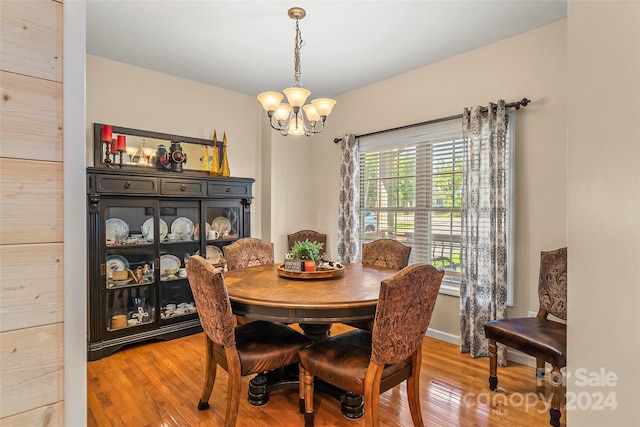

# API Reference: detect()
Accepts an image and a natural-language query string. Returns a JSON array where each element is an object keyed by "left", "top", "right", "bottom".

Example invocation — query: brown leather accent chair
[
  {"left": 298, "top": 264, "right": 444, "bottom": 427},
  {"left": 186, "top": 256, "right": 312, "bottom": 427},
  {"left": 223, "top": 237, "right": 274, "bottom": 270},
  {"left": 287, "top": 230, "right": 327, "bottom": 256},
  {"left": 362, "top": 239, "right": 412, "bottom": 270},
  {"left": 484, "top": 247, "right": 567, "bottom": 427}
]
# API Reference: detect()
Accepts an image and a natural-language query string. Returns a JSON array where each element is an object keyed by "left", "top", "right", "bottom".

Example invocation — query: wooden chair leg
[
  {"left": 488, "top": 339, "right": 498, "bottom": 390},
  {"left": 363, "top": 362, "right": 384, "bottom": 427},
  {"left": 198, "top": 335, "right": 218, "bottom": 410},
  {"left": 406, "top": 351, "right": 425, "bottom": 427},
  {"left": 298, "top": 365, "right": 305, "bottom": 414},
  {"left": 224, "top": 347, "right": 242, "bottom": 427},
  {"left": 549, "top": 365, "right": 563, "bottom": 427},
  {"left": 536, "top": 357, "right": 546, "bottom": 379},
  {"left": 303, "top": 367, "right": 315, "bottom": 427}
]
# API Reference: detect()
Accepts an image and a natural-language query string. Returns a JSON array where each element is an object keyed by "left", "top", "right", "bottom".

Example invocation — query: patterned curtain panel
[
  {"left": 460, "top": 100, "right": 508, "bottom": 365},
  {"left": 337, "top": 134, "right": 360, "bottom": 263}
]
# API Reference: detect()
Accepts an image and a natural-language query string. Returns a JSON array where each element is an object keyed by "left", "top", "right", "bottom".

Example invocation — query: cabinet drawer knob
[
  {"left": 124, "top": 181, "right": 131, "bottom": 189},
  {"left": 226, "top": 187, "right": 231, "bottom": 193},
  {"left": 181, "top": 184, "right": 186, "bottom": 191}
]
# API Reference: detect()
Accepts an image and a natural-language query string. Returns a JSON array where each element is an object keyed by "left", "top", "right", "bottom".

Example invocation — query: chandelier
[{"left": 257, "top": 7, "right": 336, "bottom": 137}]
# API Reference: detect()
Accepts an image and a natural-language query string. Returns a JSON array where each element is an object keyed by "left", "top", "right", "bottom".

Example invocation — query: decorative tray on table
[{"left": 277, "top": 263, "right": 345, "bottom": 279}]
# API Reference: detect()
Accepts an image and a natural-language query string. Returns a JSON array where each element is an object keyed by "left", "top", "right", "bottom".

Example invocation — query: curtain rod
[{"left": 333, "top": 98, "right": 530, "bottom": 144}]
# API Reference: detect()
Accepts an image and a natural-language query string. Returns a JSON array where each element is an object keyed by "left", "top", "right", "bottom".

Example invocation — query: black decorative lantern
[{"left": 168, "top": 141, "right": 186, "bottom": 172}]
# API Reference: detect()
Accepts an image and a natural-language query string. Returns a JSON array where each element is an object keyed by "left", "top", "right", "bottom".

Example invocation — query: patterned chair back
[
  {"left": 371, "top": 264, "right": 444, "bottom": 365},
  {"left": 185, "top": 255, "right": 235, "bottom": 347},
  {"left": 362, "top": 239, "right": 412, "bottom": 270},
  {"left": 223, "top": 238, "right": 274, "bottom": 270},
  {"left": 287, "top": 230, "right": 327, "bottom": 256},
  {"left": 538, "top": 247, "right": 568, "bottom": 320}
]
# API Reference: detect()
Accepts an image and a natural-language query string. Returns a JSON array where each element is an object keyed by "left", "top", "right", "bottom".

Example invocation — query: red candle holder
[
  {"left": 103, "top": 142, "right": 113, "bottom": 167},
  {"left": 116, "top": 135, "right": 126, "bottom": 168},
  {"left": 101, "top": 125, "right": 114, "bottom": 167}
]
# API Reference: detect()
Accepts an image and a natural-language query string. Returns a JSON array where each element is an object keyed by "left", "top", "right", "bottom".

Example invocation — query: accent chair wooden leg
[
  {"left": 549, "top": 365, "right": 563, "bottom": 427},
  {"left": 488, "top": 339, "right": 498, "bottom": 390},
  {"left": 303, "top": 366, "right": 315, "bottom": 427},
  {"left": 406, "top": 351, "right": 425, "bottom": 427},
  {"left": 298, "top": 365, "right": 305, "bottom": 414},
  {"left": 536, "top": 357, "right": 546, "bottom": 379},
  {"left": 224, "top": 347, "right": 242, "bottom": 427},
  {"left": 198, "top": 336, "right": 217, "bottom": 410},
  {"left": 363, "top": 361, "right": 384, "bottom": 427}
]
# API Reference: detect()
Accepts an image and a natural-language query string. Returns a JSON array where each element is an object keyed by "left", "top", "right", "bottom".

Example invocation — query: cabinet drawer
[
  {"left": 208, "top": 182, "right": 250, "bottom": 197},
  {"left": 93, "top": 175, "right": 158, "bottom": 194},
  {"left": 161, "top": 179, "right": 206, "bottom": 196}
]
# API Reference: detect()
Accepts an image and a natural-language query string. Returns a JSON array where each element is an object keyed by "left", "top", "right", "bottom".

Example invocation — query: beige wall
[
  {"left": 567, "top": 1, "right": 640, "bottom": 425},
  {"left": 86, "top": 55, "right": 264, "bottom": 237},
  {"left": 307, "top": 20, "right": 568, "bottom": 338}
]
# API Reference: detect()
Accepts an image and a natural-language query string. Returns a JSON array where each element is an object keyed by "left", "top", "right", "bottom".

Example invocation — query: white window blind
[{"left": 358, "top": 114, "right": 515, "bottom": 301}]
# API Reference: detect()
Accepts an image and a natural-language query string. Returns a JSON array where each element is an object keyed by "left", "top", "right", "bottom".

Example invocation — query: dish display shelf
[{"left": 87, "top": 167, "right": 253, "bottom": 360}]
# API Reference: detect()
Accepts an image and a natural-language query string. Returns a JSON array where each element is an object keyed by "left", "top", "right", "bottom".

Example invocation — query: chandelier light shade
[{"left": 257, "top": 7, "right": 336, "bottom": 137}]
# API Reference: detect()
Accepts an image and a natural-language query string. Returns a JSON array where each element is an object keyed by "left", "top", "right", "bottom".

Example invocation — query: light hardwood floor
[{"left": 87, "top": 325, "right": 565, "bottom": 427}]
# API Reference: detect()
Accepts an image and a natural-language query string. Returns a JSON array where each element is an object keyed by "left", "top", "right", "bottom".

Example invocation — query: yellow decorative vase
[
  {"left": 221, "top": 132, "right": 230, "bottom": 177},
  {"left": 209, "top": 130, "right": 221, "bottom": 176},
  {"left": 200, "top": 146, "right": 209, "bottom": 171}
]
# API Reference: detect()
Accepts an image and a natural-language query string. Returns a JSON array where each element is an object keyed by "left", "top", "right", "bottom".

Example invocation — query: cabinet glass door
[
  {"left": 205, "top": 203, "right": 242, "bottom": 241},
  {"left": 204, "top": 202, "right": 243, "bottom": 268},
  {"left": 104, "top": 202, "right": 157, "bottom": 333},
  {"left": 106, "top": 285, "right": 155, "bottom": 331},
  {"left": 159, "top": 201, "right": 200, "bottom": 321}
]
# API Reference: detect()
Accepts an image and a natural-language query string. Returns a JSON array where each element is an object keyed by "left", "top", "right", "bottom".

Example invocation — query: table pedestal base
[
  {"left": 248, "top": 366, "right": 364, "bottom": 418},
  {"left": 247, "top": 322, "right": 364, "bottom": 418},
  {"left": 248, "top": 366, "right": 299, "bottom": 406},
  {"left": 299, "top": 323, "right": 331, "bottom": 341}
]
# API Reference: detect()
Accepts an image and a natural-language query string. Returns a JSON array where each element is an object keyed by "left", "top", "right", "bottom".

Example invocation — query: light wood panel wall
[
  {"left": 0, "top": 0, "right": 65, "bottom": 424},
  {"left": 0, "top": 71, "right": 63, "bottom": 162}
]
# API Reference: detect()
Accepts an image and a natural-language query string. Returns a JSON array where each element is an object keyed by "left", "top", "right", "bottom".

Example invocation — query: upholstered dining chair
[
  {"left": 186, "top": 255, "right": 312, "bottom": 427},
  {"left": 484, "top": 247, "right": 567, "bottom": 427},
  {"left": 223, "top": 237, "right": 274, "bottom": 270},
  {"left": 287, "top": 230, "right": 327, "bottom": 256},
  {"left": 222, "top": 237, "right": 274, "bottom": 324},
  {"left": 298, "top": 264, "right": 444, "bottom": 427},
  {"left": 351, "top": 238, "right": 413, "bottom": 331},
  {"left": 361, "top": 239, "right": 412, "bottom": 270}
]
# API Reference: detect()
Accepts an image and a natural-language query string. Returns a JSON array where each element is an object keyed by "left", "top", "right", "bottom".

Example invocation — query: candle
[
  {"left": 102, "top": 125, "right": 112, "bottom": 142},
  {"left": 116, "top": 135, "right": 126, "bottom": 152},
  {"left": 110, "top": 139, "right": 117, "bottom": 154}
]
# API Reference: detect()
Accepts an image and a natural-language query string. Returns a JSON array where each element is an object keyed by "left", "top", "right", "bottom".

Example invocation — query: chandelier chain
[{"left": 293, "top": 19, "right": 305, "bottom": 87}]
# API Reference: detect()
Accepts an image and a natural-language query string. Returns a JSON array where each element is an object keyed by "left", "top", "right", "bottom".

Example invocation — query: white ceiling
[{"left": 86, "top": 1, "right": 566, "bottom": 99}]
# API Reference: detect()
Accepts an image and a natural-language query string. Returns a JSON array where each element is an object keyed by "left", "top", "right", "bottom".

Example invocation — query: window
[{"left": 358, "top": 115, "right": 515, "bottom": 299}]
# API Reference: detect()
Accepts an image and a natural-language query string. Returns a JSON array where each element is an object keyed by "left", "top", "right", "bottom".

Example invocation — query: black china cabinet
[{"left": 86, "top": 124, "right": 253, "bottom": 360}]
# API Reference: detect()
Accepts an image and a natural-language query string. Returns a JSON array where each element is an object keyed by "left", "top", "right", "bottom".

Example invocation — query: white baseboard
[
  {"left": 426, "top": 328, "right": 460, "bottom": 345},
  {"left": 425, "top": 328, "right": 537, "bottom": 368},
  {"left": 506, "top": 349, "right": 536, "bottom": 367}
]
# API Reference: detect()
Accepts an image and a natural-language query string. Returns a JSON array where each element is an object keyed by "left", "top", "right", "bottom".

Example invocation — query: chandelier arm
[
  {"left": 300, "top": 112, "right": 326, "bottom": 135},
  {"left": 304, "top": 118, "right": 325, "bottom": 135},
  {"left": 268, "top": 112, "right": 289, "bottom": 132}
]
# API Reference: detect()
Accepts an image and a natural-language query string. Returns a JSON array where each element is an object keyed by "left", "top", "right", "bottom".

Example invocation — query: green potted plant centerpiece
[{"left": 285, "top": 239, "right": 324, "bottom": 272}]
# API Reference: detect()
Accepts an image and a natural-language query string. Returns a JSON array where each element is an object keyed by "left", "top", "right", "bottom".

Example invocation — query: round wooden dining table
[
  {"left": 222, "top": 262, "right": 398, "bottom": 417},
  {"left": 223, "top": 262, "right": 398, "bottom": 331}
]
